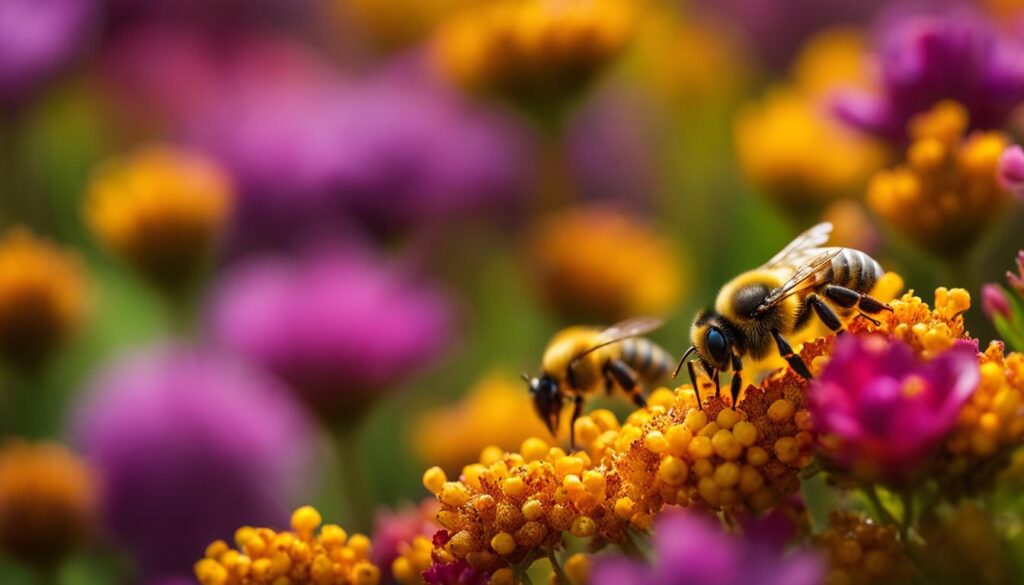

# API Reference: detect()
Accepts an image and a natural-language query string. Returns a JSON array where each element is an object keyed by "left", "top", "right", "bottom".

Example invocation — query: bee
[
  {"left": 676, "top": 222, "right": 892, "bottom": 406},
  {"left": 524, "top": 317, "right": 674, "bottom": 448}
]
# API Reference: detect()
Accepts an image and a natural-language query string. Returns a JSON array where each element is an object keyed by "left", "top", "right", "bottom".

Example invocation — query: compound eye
[{"left": 706, "top": 328, "right": 729, "bottom": 365}]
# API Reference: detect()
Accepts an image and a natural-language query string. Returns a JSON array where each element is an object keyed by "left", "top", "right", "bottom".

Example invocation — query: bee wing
[
  {"left": 578, "top": 316, "right": 665, "bottom": 357},
  {"left": 754, "top": 249, "right": 843, "bottom": 315},
  {"left": 762, "top": 222, "right": 833, "bottom": 269}
]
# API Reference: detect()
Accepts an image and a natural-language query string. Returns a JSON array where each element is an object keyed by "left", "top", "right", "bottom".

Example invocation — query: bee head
[
  {"left": 523, "top": 373, "right": 561, "bottom": 435},
  {"left": 690, "top": 310, "right": 734, "bottom": 372}
]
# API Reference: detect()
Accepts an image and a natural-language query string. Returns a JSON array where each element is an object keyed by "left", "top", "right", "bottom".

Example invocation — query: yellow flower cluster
[
  {"left": 433, "top": 0, "right": 633, "bottom": 106},
  {"left": 0, "top": 440, "right": 97, "bottom": 566},
  {"left": 84, "top": 144, "right": 233, "bottom": 294},
  {"left": 412, "top": 371, "right": 556, "bottom": 471},
  {"left": 847, "top": 287, "right": 970, "bottom": 359},
  {"left": 0, "top": 227, "right": 87, "bottom": 370},
  {"left": 815, "top": 512, "right": 914, "bottom": 585},
  {"left": 422, "top": 374, "right": 816, "bottom": 573},
  {"left": 735, "top": 29, "right": 885, "bottom": 215},
  {"left": 392, "top": 535, "right": 433, "bottom": 585},
  {"left": 525, "top": 206, "right": 683, "bottom": 323},
  {"left": 195, "top": 506, "right": 380, "bottom": 585},
  {"left": 867, "top": 100, "right": 1011, "bottom": 258},
  {"left": 938, "top": 342, "right": 1024, "bottom": 495}
]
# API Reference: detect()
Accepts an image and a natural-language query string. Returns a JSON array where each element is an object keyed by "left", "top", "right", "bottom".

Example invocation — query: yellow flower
[
  {"left": 846, "top": 287, "right": 970, "bottom": 360},
  {"left": 412, "top": 370, "right": 556, "bottom": 471},
  {"left": 392, "top": 535, "right": 432, "bottom": 585},
  {"left": 525, "top": 206, "right": 684, "bottom": 323},
  {"left": 84, "top": 145, "right": 233, "bottom": 294},
  {"left": 792, "top": 27, "right": 874, "bottom": 99},
  {"left": 815, "top": 512, "right": 914, "bottom": 585},
  {"left": 432, "top": 0, "right": 634, "bottom": 107},
  {"left": 195, "top": 506, "right": 381, "bottom": 585},
  {"left": 0, "top": 440, "right": 97, "bottom": 566},
  {"left": 867, "top": 101, "right": 1011, "bottom": 258},
  {"left": 333, "top": 0, "right": 481, "bottom": 51},
  {"left": 422, "top": 375, "right": 816, "bottom": 573},
  {"left": 735, "top": 27, "right": 885, "bottom": 216},
  {"left": 0, "top": 227, "right": 87, "bottom": 371},
  {"left": 735, "top": 87, "right": 885, "bottom": 215}
]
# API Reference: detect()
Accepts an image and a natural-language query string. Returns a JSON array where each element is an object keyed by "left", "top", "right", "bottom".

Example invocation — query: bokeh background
[{"left": 1, "top": 0, "right": 1023, "bottom": 583}]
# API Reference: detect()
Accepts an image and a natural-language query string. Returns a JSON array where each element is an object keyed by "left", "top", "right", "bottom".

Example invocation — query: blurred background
[{"left": 1, "top": 0, "right": 1023, "bottom": 583}]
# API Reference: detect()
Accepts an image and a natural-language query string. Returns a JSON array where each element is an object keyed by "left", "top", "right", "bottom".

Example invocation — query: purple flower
[
  {"left": 982, "top": 284, "right": 1013, "bottom": 321},
  {"left": 565, "top": 88, "right": 660, "bottom": 210},
  {"left": 187, "top": 60, "right": 534, "bottom": 252},
  {"left": 1009, "top": 251, "right": 1024, "bottom": 296},
  {"left": 592, "top": 512, "right": 822, "bottom": 585},
  {"left": 998, "top": 145, "right": 1024, "bottom": 199},
  {"left": 207, "top": 243, "right": 457, "bottom": 414},
  {"left": 0, "top": 0, "right": 95, "bottom": 105},
  {"left": 810, "top": 335, "right": 980, "bottom": 483},
  {"left": 694, "top": 0, "right": 886, "bottom": 70},
  {"left": 73, "top": 345, "right": 316, "bottom": 580},
  {"left": 833, "top": 6, "right": 1024, "bottom": 143}
]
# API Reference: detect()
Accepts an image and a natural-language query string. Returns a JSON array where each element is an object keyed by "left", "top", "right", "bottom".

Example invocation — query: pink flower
[
  {"left": 811, "top": 335, "right": 979, "bottom": 484},
  {"left": 982, "top": 284, "right": 1012, "bottom": 321}
]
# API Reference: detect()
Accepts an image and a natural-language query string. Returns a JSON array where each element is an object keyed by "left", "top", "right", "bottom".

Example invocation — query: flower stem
[
  {"left": 864, "top": 485, "right": 898, "bottom": 526},
  {"left": 899, "top": 492, "right": 915, "bottom": 544},
  {"left": 546, "top": 549, "right": 570, "bottom": 585},
  {"left": 333, "top": 421, "right": 373, "bottom": 534}
]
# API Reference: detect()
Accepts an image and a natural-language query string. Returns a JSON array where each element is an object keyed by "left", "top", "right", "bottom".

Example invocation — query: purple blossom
[
  {"left": 810, "top": 335, "right": 979, "bottom": 483},
  {"left": 833, "top": 6, "right": 1024, "bottom": 143},
  {"left": 0, "top": 0, "right": 95, "bottom": 105},
  {"left": 592, "top": 511, "right": 822, "bottom": 585},
  {"left": 73, "top": 345, "right": 316, "bottom": 580},
  {"left": 207, "top": 243, "right": 457, "bottom": 413},
  {"left": 998, "top": 145, "right": 1024, "bottom": 199},
  {"left": 1009, "top": 251, "right": 1024, "bottom": 296},
  {"left": 187, "top": 60, "right": 534, "bottom": 253}
]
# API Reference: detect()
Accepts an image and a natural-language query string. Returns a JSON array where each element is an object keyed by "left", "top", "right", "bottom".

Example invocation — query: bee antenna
[
  {"left": 673, "top": 346, "right": 697, "bottom": 379},
  {"left": 521, "top": 372, "right": 532, "bottom": 385}
]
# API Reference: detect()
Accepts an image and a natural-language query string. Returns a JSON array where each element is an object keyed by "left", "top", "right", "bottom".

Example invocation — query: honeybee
[
  {"left": 676, "top": 222, "right": 891, "bottom": 406},
  {"left": 524, "top": 317, "right": 674, "bottom": 448}
]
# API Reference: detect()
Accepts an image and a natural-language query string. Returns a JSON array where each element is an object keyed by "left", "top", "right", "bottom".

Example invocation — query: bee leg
[
  {"left": 687, "top": 360, "right": 703, "bottom": 410},
  {"left": 772, "top": 329, "right": 812, "bottom": 379},
  {"left": 807, "top": 294, "right": 843, "bottom": 333},
  {"left": 729, "top": 354, "right": 743, "bottom": 406},
  {"left": 569, "top": 393, "right": 584, "bottom": 451},
  {"left": 605, "top": 359, "right": 646, "bottom": 409},
  {"left": 823, "top": 285, "right": 893, "bottom": 314}
]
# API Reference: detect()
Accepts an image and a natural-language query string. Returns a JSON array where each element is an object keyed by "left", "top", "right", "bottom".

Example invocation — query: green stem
[
  {"left": 899, "top": 492, "right": 915, "bottom": 544},
  {"left": 333, "top": 421, "right": 373, "bottom": 534},
  {"left": 546, "top": 549, "right": 570, "bottom": 585},
  {"left": 864, "top": 485, "right": 898, "bottom": 526}
]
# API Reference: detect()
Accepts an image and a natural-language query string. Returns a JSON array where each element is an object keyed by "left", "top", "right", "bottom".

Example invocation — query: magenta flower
[
  {"left": 982, "top": 283, "right": 1012, "bottom": 321},
  {"left": 998, "top": 145, "right": 1024, "bottom": 199},
  {"left": 810, "top": 335, "right": 980, "bottom": 483},
  {"left": 0, "top": 0, "right": 95, "bottom": 105},
  {"left": 833, "top": 6, "right": 1024, "bottom": 143},
  {"left": 207, "top": 243, "right": 457, "bottom": 414},
  {"left": 592, "top": 511, "right": 822, "bottom": 585},
  {"left": 73, "top": 345, "right": 316, "bottom": 581},
  {"left": 423, "top": 531, "right": 490, "bottom": 585}
]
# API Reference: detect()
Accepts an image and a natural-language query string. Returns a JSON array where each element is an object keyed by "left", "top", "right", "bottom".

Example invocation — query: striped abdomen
[
  {"left": 619, "top": 337, "right": 674, "bottom": 383},
  {"left": 824, "top": 247, "right": 884, "bottom": 293}
]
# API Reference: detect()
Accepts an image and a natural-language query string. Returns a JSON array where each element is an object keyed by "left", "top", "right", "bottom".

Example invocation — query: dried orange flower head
[
  {"left": 433, "top": 0, "right": 634, "bottom": 107},
  {"left": 867, "top": 100, "right": 1011, "bottom": 258},
  {"left": 84, "top": 144, "right": 233, "bottom": 295},
  {"left": 0, "top": 227, "right": 87, "bottom": 371},
  {"left": 196, "top": 506, "right": 381, "bottom": 585},
  {"left": 525, "top": 206, "right": 684, "bottom": 323},
  {"left": 0, "top": 440, "right": 97, "bottom": 566}
]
